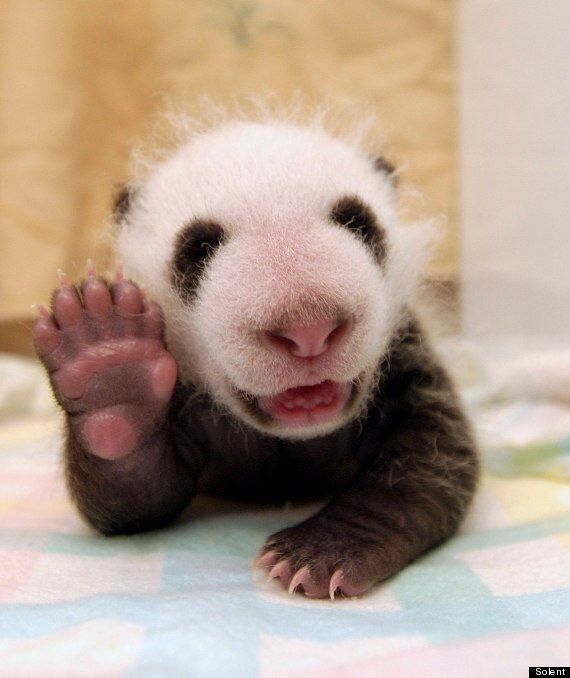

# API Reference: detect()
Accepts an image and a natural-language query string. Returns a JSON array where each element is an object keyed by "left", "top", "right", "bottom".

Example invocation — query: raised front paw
[
  {"left": 33, "top": 263, "right": 177, "bottom": 459},
  {"left": 256, "top": 515, "right": 398, "bottom": 600}
]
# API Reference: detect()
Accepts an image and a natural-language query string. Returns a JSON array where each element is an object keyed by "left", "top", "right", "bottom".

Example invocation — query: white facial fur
[{"left": 117, "top": 119, "right": 431, "bottom": 440}]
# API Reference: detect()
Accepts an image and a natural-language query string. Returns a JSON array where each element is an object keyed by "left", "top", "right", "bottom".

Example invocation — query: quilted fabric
[{"left": 0, "top": 397, "right": 569, "bottom": 677}]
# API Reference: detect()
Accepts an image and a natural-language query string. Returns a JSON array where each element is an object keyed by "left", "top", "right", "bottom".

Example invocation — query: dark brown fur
[{"left": 58, "top": 309, "right": 478, "bottom": 592}]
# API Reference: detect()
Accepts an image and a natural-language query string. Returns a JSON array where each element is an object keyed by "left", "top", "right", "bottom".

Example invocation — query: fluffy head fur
[{"left": 116, "top": 116, "right": 433, "bottom": 439}]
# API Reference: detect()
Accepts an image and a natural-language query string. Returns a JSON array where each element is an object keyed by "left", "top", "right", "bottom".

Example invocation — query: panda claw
[
  {"left": 31, "top": 303, "right": 50, "bottom": 318},
  {"left": 330, "top": 570, "right": 372, "bottom": 599},
  {"left": 57, "top": 268, "right": 69, "bottom": 287},
  {"left": 86, "top": 259, "right": 96, "bottom": 277},
  {"left": 329, "top": 569, "right": 344, "bottom": 599},
  {"left": 268, "top": 559, "right": 291, "bottom": 583},
  {"left": 288, "top": 565, "right": 311, "bottom": 595}
]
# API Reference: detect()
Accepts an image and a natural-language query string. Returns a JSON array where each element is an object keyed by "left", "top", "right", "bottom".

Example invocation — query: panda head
[{"left": 116, "top": 118, "right": 431, "bottom": 440}]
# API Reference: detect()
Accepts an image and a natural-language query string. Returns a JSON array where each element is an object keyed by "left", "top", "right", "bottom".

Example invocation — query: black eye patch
[
  {"left": 329, "top": 196, "right": 387, "bottom": 268},
  {"left": 171, "top": 220, "right": 226, "bottom": 299}
]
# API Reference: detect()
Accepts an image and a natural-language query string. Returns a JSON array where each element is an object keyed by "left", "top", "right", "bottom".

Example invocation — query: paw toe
[
  {"left": 33, "top": 315, "right": 61, "bottom": 359},
  {"left": 142, "top": 300, "right": 166, "bottom": 339},
  {"left": 255, "top": 549, "right": 279, "bottom": 568},
  {"left": 112, "top": 280, "right": 143, "bottom": 316},
  {"left": 82, "top": 277, "right": 112, "bottom": 321},
  {"left": 150, "top": 354, "right": 178, "bottom": 401},
  {"left": 52, "top": 286, "right": 83, "bottom": 329}
]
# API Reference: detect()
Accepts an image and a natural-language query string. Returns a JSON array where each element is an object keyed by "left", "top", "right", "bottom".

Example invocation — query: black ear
[
  {"left": 112, "top": 183, "right": 138, "bottom": 223},
  {"left": 372, "top": 155, "right": 398, "bottom": 187}
]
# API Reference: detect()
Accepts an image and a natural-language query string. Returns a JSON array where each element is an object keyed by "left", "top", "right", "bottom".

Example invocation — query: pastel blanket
[{"left": 0, "top": 398, "right": 569, "bottom": 677}]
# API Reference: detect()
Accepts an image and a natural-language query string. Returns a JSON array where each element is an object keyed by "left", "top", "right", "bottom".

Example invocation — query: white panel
[{"left": 458, "top": 1, "right": 570, "bottom": 356}]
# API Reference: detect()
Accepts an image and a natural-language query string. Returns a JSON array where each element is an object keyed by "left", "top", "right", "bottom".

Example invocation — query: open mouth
[{"left": 256, "top": 380, "right": 352, "bottom": 427}]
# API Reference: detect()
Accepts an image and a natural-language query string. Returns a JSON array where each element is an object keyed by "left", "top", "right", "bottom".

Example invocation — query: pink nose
[{"left": 261, "top": 317, "right": 352, "bottom": 358}]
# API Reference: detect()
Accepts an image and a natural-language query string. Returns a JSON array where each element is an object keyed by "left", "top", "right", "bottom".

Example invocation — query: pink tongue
[{"left": 277, "top": 381, "right": 335, "bottom": 409}]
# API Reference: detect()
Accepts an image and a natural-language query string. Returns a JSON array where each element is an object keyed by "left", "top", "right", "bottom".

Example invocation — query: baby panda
[{"left": 33, "top": 117, "right": 478, "bottom": 599}]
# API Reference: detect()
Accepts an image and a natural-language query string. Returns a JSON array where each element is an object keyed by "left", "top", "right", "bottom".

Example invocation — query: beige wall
[{"left": 0, "top": 0, "right": 457, "bottom": 352}]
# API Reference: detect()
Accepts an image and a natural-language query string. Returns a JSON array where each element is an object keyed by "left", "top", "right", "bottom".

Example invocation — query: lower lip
[{"left": 257, "top": 380, "right": 351, "bottom": 427}]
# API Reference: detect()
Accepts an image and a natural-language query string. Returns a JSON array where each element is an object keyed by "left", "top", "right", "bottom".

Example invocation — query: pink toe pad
[{"left": 83, "top": 411, "right": 138, "bottom": 459}]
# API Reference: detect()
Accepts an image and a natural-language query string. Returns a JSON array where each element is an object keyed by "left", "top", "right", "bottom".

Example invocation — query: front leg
[
  {"left": 33, "top": 266, "right": 201, "bottom": 535},
  {"left": 257, "top": 321, "right": 479, "bottom": 598}
]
